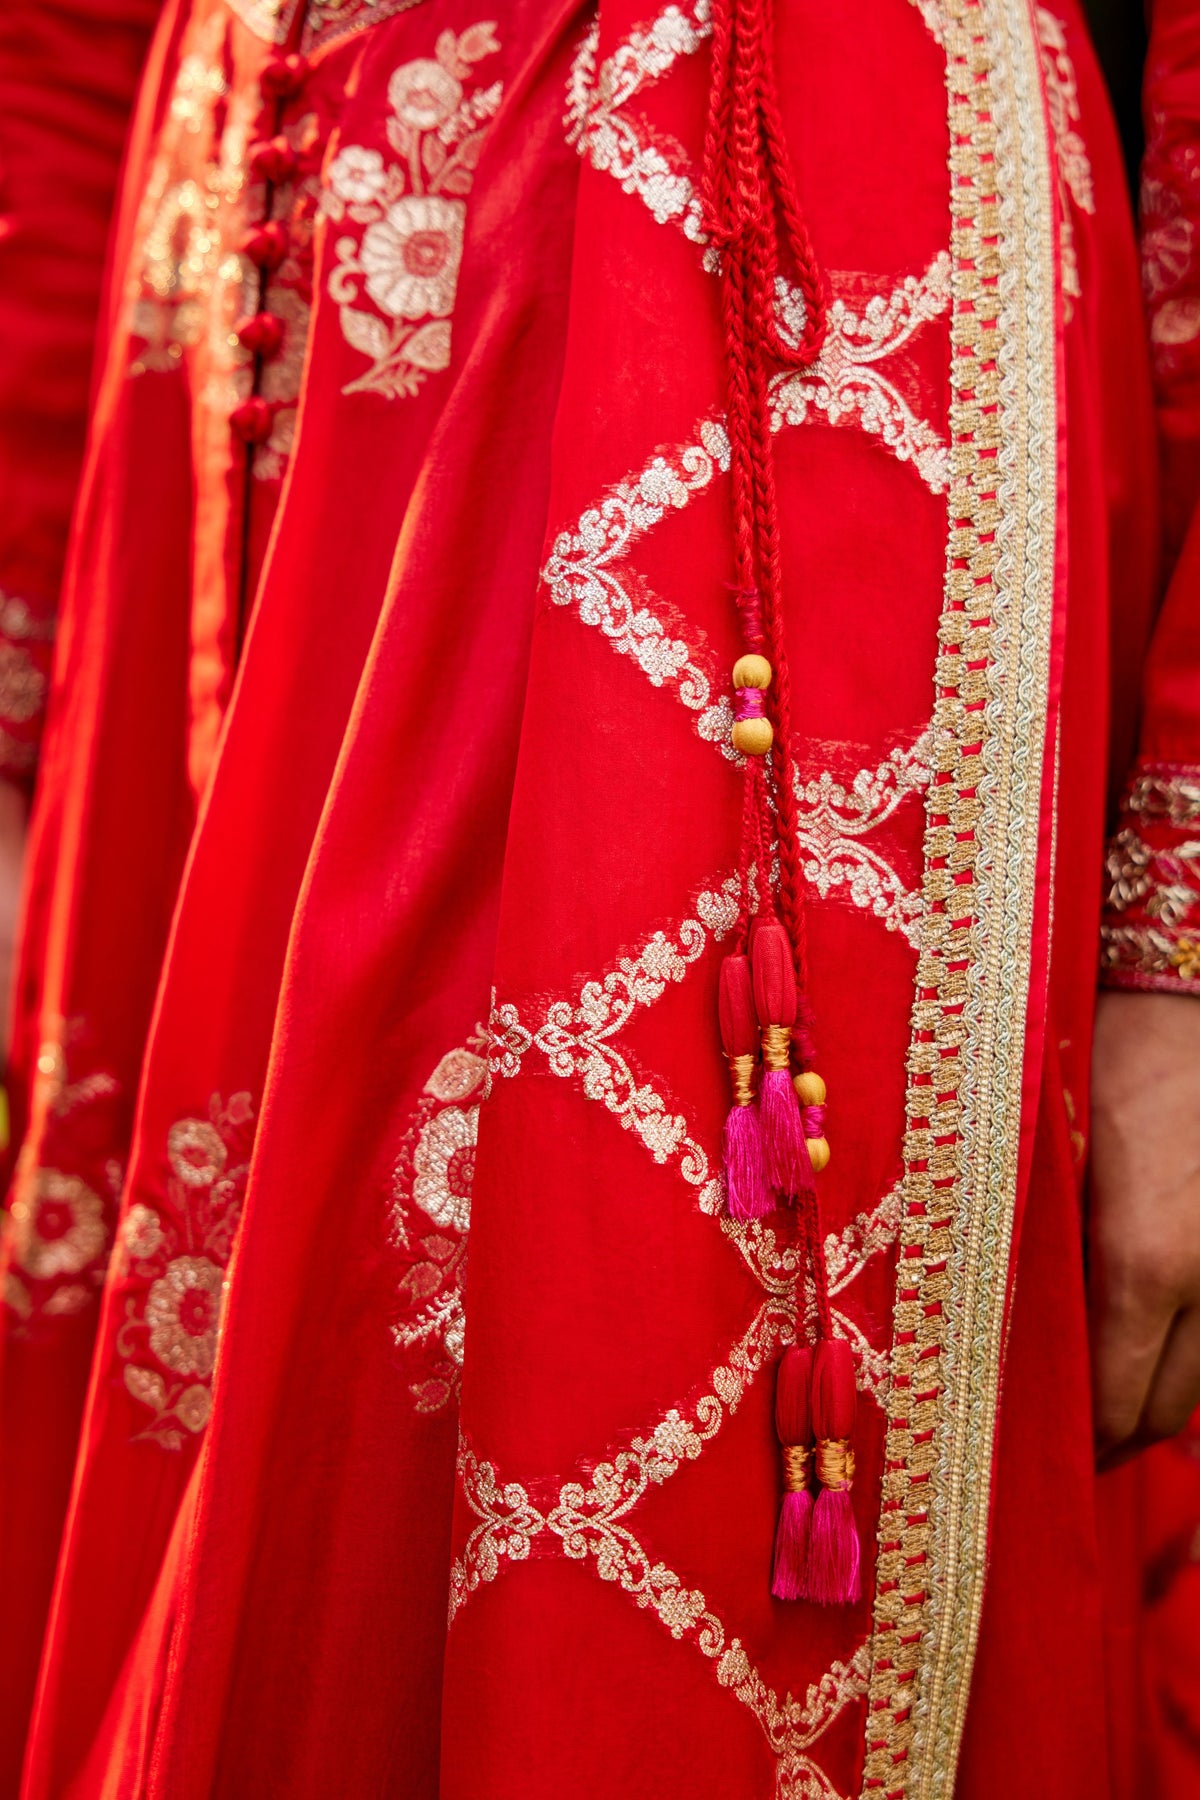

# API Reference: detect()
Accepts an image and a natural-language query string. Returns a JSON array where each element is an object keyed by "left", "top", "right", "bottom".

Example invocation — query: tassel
[
  {"left": 771, "top": 1343, "right": 813, "bottom": 1600},
  {"left": 751, "top": 919, "right": 814, "bottom": 1201},
  {"left": 719, "top": 955, "right": 772, "bottom": 1219},
  {"left": 806, "top": 1336, "right": 861, "bottom": 1605}
]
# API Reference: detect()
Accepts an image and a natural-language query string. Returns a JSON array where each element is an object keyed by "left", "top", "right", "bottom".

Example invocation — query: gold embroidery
[
  {"left": 9, "top": 1172, "right": 107, "bottom": 1281},
  {"left": 454, "top": 1433, "right": 871, "bottom": 1797},
  {"left": 128, "top": 21, "right": 318, "bottom": 481},
  {"left": 116, "top": 1093, "right": 255, "bottom": 1449},
  {"left": 324, "top": 25, "right": 503, "bottom": 399},
  {"left": 389, "top": 1035, "right": 487, "bottom": 1413},
  {"left": 863, "top": 0, "right": 1059, "bottom": 1792},
  {"left": 0, "top": 644, "right": 47, "bottom": 725},
  {"left": 1100, "top": 770, "right": 1200, "bottom": 988},
  {"left": 1035, "top": 8, "right": 1096, "bottom": 310},
  {"left": 2, "top": 1024, "right": 122, "bottom": 1326}
]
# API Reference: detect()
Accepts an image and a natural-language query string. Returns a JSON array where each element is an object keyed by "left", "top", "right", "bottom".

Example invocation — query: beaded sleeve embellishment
[{"left": 1101, "top": 763, "right": 1200, "bottom": 992}]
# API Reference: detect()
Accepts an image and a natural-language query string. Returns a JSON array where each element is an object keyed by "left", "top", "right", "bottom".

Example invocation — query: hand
[{"left": 1090, "top": 989, "right": 1200, "bottom": 1467}]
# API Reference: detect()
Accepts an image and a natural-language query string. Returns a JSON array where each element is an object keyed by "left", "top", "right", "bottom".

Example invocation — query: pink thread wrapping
[
  {"left": 736, "top": 688, "right": 768, "bottom": 720},
  {"left": 801, "top": 1104, "right": 826, "bottom": 1139},
  {"left": 733, "top": 583, "right": 765, "bottom": 648}
]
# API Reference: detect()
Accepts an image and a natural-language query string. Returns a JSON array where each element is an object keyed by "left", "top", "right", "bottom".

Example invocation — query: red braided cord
[{"left": 701, "top": 0, "right": 825, "bottom": 992}]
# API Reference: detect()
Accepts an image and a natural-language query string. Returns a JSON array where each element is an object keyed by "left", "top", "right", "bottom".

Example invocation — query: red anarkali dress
[{"left": 0, "top": 0, "right": 1198, "bottom": 1795}]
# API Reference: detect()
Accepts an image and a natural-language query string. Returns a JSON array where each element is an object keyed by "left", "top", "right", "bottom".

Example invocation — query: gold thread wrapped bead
[
  {"left": 732, "top": 653, "right": 772, "bottom": 690},
  {"left": 807, "top": 1135, "right": 831, "bottom": 1174},
  {"left": 793, "top": 1071, "right": 827, "bottom": 1106},
  {"left": 731, "top": 716, "right": 774, "bottom": 755}
]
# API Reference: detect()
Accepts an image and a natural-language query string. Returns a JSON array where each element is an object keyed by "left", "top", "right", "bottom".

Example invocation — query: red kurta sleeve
[
  {"left": 1100, "top": 0, "right": 1200, "bottom": 992},
  {"left": 0, "top": 0, "right": 161, "bottom": 788}
]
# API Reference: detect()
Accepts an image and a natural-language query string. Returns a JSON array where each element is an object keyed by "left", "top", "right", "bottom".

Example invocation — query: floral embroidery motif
[
  {"left": 771, "top": 255, "right": 952, "bottom": 492},
  {"left": 0, "top": 589, "right": 56, "bottom": 780},
  {"left": 324, "top": 25, "right": 502, "bottom": 398},
  {"left": 491, "top": 880, "right": 741, "bottom": 1212},
  {"left": 565, "top": 3, "right": 711, "bottom": 243},
  {"left": 2, "top": 1026, "right": 123, "bottom": 1328},
  {"left": 541, "top": 423, "right": 737, "bottom": 756},
  {"left": 116, "top": 1094, "right": 255, "bottom": 1449},
  {"left": 389, "top": 1037, "right": 487, "bottom": 1414},
  {"left": 453, "top": 1425, "right": 871, "bottom": 1797},
  {"left": 793, "top": 736, "right": 933, "bottom": 943},
  {"left": 1035, "top": 8, "right": 1095, "bottom": 311},
  {"left": 1101, "top": 764, "right": 1200, "bottom": 991}
]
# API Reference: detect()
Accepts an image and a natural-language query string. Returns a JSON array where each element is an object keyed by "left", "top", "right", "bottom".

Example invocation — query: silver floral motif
[
  {"left": 413, "top": 1105, "right": 477, "bottom": 1233},
  {"left": 1035, "top": 7, "right": 1095, "bottom": 308},
  {"left": 491, "top": 878, "right": 740, "bottom": 1207},
  {"left": 390, "top": 1034, "right": 488, "bottom": 1414},
  {"left": 565, "top": 2, "right": 712, "bottom": 242},
  {"left": 772, "top": 255, "right": 952, "bottom": 493},
  {"left": 325, "top": 25, "right": 502, "bottom": 398},
  {"left": 145, "top": 1255, "right": 224, "bottom": 1377},
  {"left": 453, "top": 1427, "right": 871, "bottom": 1796},
  {"left": 118, "top": 1092, "right": 255, "bottom": 1449},
  {"left": 541, "top": 424, "right": 737, "bottom": 756},
  {"left": 10, "top": 1171, "right": 107, "bottom": 1282}
]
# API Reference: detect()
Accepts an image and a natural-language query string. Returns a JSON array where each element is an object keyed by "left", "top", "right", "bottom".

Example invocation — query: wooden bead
[
  {"left": 806, "top": 1136, "right": 831, "bottom": 1174},
  {"left": 732, "top": 653, "right": 772, "bottom": 689},
  {"left": 793, "top": 1070, "right": 827, "bottom": 1106},
  {"left": 731, "top": 716, "right": 774, "bottom": 755}
]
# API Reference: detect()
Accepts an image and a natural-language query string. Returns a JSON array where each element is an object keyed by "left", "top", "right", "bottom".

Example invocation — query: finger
[
  {"left": 1143, "top": 1305, "right": 1200, "bottom": 1442},
  {"left": 1089, "top": 1277, "right": 1175, "bottom": 1457}
]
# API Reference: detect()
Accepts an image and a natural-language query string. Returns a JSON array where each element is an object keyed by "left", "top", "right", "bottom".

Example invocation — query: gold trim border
[{"left": 862, "top": 1, "right": 1058, "bottom": 1795}]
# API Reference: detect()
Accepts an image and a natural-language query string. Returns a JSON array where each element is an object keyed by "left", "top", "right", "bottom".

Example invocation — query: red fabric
[
  {"left": 0, "top": 0, "right": 1183, "bottom": 1796},
  {"left": 0, "top": 0, "right": 161, "bottom": 786}
]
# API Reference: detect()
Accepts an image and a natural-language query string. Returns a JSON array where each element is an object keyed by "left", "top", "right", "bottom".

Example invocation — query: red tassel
[
  {"left": 751, "top": 921, "right": 813, "bottom": 1199},
  {"left": 719, "top": 956, "right": 772, "bottom": 1219},
  {"left": 806, "top": 1337, "right": 861, "bottom": 1605},
  {"left": 771, "top": 1343, "right": 813, "bottom": 1600}
]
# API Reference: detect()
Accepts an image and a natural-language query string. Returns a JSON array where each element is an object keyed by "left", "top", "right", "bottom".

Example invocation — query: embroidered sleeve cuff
[
  {"left": 0, "top": 590, "right": 55, "bottom": 789},
  {"left": 1101, "top": 762, "right": 1200, "bottom": 993}
]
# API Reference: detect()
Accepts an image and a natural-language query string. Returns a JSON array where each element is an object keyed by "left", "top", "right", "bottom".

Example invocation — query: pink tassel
[
  {"left": 719, "top": 954, "right": 772, "bottom": 1219},
  {"left": 751, "top": 919, "right": 814, "bottom": 1200},
  {"left": 807, "top": 1487, "right": 861, "bottom": 1605},
  {"left": 759, "top": 1066, "right": 815, "bottom": 1199},
  {"left": 772, "top": 1343, "right": 814, "bottom": 1601},
  {"left": 723, "top": 1102, "right": 773, "bottom": 1219},
  {"left": 771, "top": 1489, "right": 812, "bottom": 1600},
  {"left": 805, "top": 1337, "right": 861, "bottom": 1606}
]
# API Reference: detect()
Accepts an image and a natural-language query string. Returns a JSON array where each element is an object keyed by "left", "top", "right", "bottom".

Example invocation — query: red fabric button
[
  {"left": 248, "top": 135, "right": 297, "bottom": 183},
  {"left": 260, "top": 53, "right": 308, "bottom": 98},
  {"left": 239, "top": 221, "right": 288, "bottom": 271},
  {"left": 235, "top": 311, "right": 285, "bottom": 358},
  {"left": 230, "top": 396, "right": 274, "bottom": 444}
]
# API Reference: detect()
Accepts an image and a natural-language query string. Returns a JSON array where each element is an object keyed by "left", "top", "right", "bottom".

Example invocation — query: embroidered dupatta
[{"left": 0, "top": 0, "right": 1177, "bottom": 1795}]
